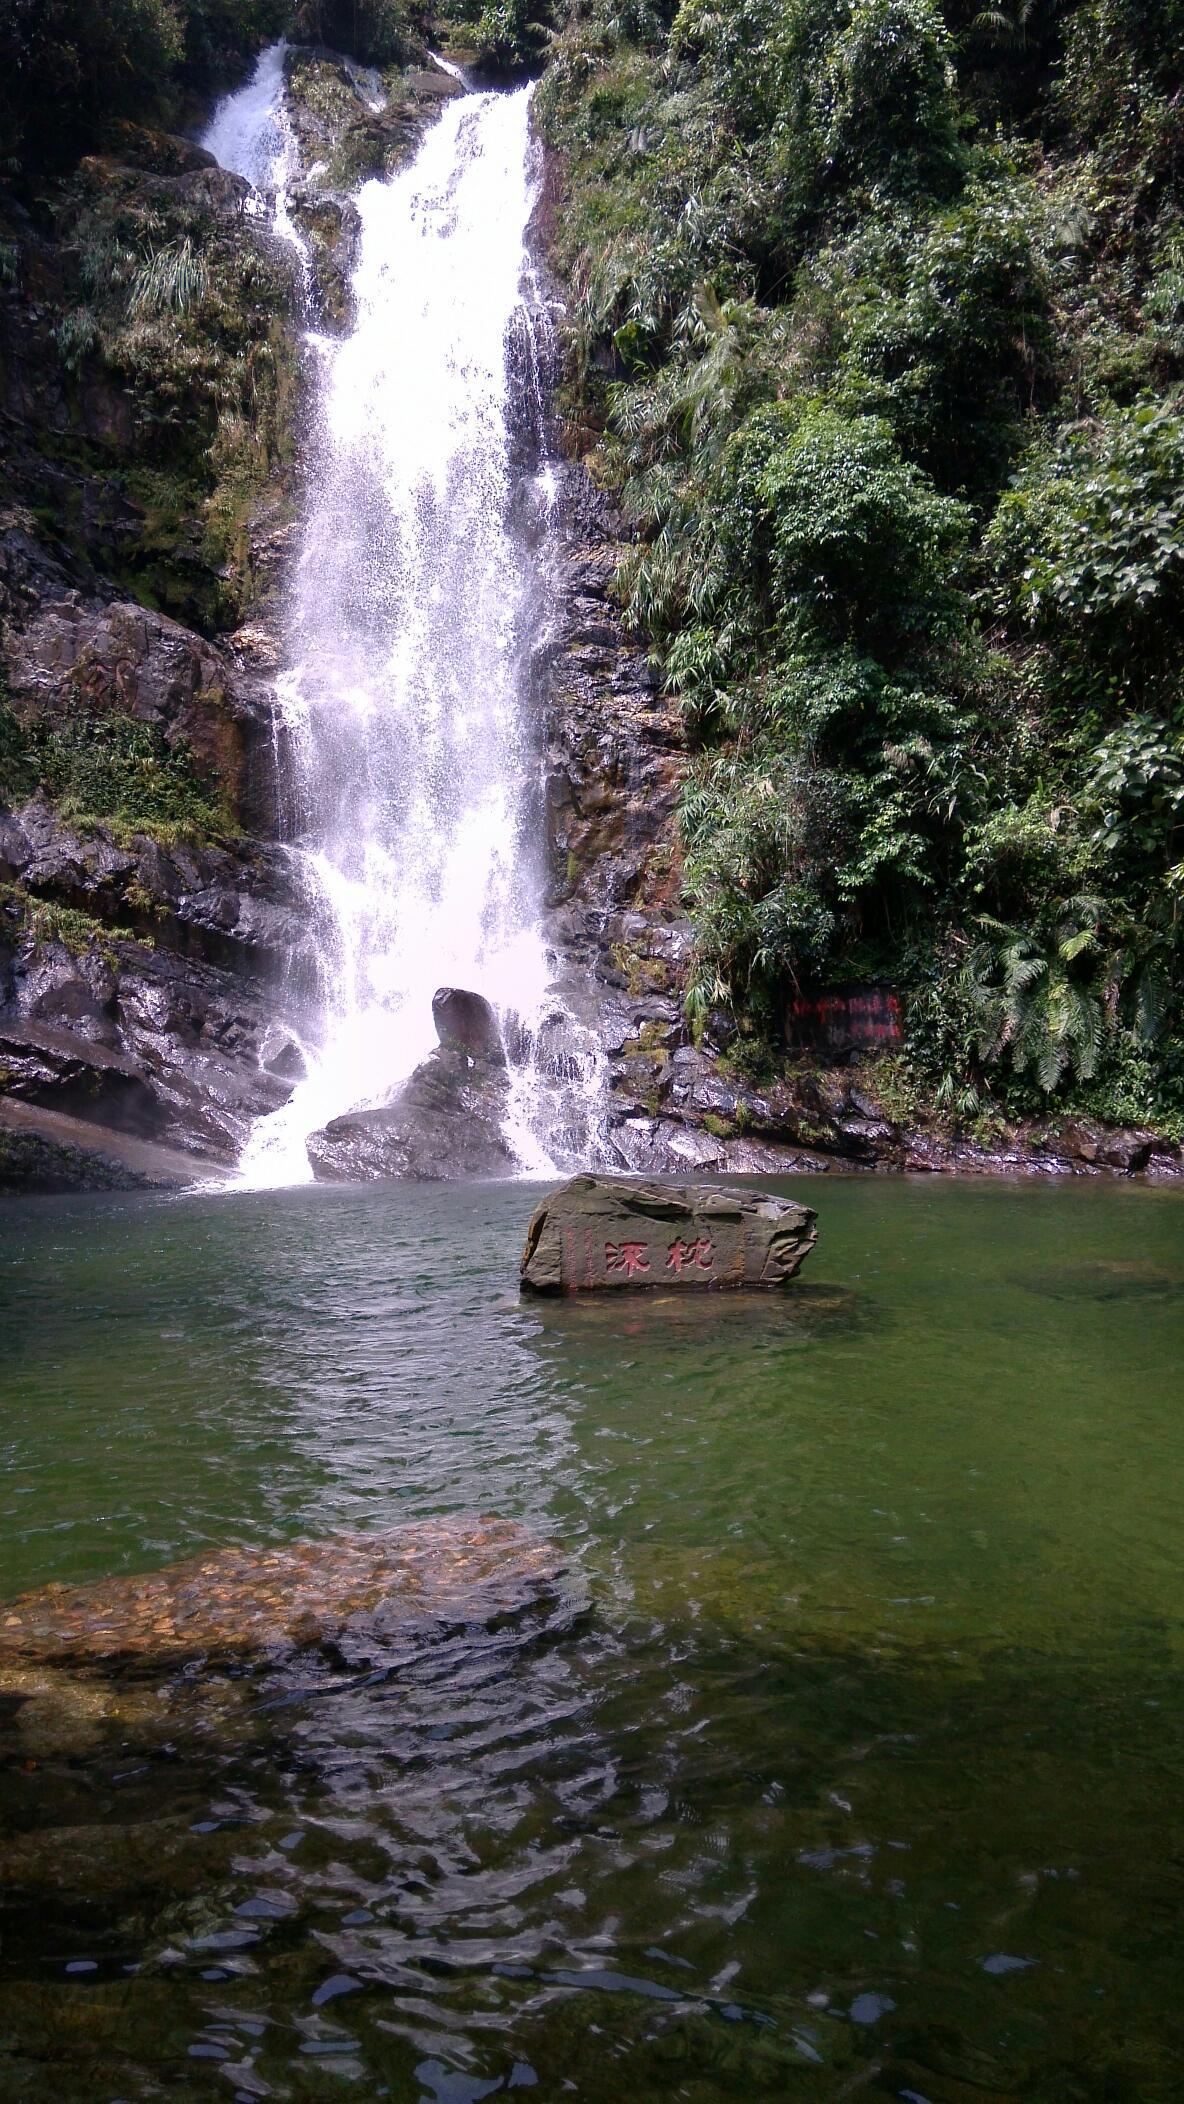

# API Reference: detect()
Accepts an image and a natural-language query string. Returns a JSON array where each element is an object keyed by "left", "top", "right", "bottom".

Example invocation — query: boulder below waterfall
[
  {"left": 306, "top": 1047, "right": 517, "bottom": 1181},
  {"left": 432, "top": 986, "right": 506, "bottom": 1064}
]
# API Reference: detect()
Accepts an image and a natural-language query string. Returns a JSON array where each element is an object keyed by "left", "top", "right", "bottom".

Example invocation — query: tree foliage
[
  {"left": 433, "top": 0, "right": 554, "bottom": 69},
  {"left": 540, "top": 0, "right": 1184, "bottom": 1124}
]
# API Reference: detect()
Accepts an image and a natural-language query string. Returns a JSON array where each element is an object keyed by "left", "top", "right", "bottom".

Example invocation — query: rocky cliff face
[
  {"left": 0, "top": 50, "right": 458, "bottom": 1188},
  {"left": 0, "top": 114, "right": 305, "bottom": 1180},
  {"left": 535, "top": 450, "right": 1182, "bottom": 1182}
]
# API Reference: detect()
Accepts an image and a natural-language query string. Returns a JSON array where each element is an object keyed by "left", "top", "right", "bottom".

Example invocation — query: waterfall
[
  {"left": 201, "top": 41, "right": 308, "bottom": 268},
  {"left": 203, "top": 53, "right": 605, "bottom": 1186}
]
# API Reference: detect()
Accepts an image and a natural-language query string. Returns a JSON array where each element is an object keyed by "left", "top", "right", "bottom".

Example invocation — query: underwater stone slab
[
  {"left": 520, "top": 1174, "right": 818, "bottom": 1294},
  {"left": 0, "top": 1518, "right": 564, "bottom": 1667}
]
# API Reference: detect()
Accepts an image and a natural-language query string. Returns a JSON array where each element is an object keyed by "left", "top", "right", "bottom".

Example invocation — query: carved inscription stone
[{"left": 520, "top": 1174, "right": 818, "bottom": 1294}]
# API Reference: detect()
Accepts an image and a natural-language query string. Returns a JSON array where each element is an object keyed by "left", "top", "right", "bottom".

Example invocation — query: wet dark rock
[
  {"left": 0, "top": 922, "right": 298, "bottom": 1161},
  {"left": 1023, "top": 1118, "right": 1157, "bottom": 1174},
  {"left": 307, "top": 1048, "right": 516, "bottom": 1181},
  {"left": 0, "top": 1014, "right": 166, "bottom": 1136},
  {"left": 284, "top": 50, "right": 461, "bottom": 322},
  {"left": 405, "top": 68, "right": 463, "bottom": 100},
  {"left": 0, "top": 790, "right": 320, "bottom": 1164},
  {"left": 0, "top": 1102, "right": 191, "bottom": 1192},
  {"left": 520, "top": 1174, "right": 818, "bottom": 1293},
  {"left": 262, "top": 1036, "right": 307, "bottom": 1082},
  {"left": 107, "top": 122, "right": 218, "bottom": 177},
  {"left": 1019, "top": 1258, "right": 1184, "bottom": 1301},
  {"left": 432, "top": 985, "right": 505, "bottom": 1064},
  {"left": 4, "top": 593, "right": 279, "bottom": 833},
  {"left": 608, "top": 1115, "right": 833, "bottom": 1178},
  {"left": 0, "top": 983, "right": 292, "bottom": 1161},
  {"left": 0, "top": 922, "right": 299, "bottom": 1167},
  {"left": 542, "top": 462, "right": 685, "bottom": 971}
]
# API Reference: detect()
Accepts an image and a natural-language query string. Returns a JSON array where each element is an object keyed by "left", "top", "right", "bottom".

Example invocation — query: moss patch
[
  {"left": 1, "top": 703, "right": 229, "bottom": 846},
  {"left": 0, "top": 884, "right": 137, "bottom": 964}
]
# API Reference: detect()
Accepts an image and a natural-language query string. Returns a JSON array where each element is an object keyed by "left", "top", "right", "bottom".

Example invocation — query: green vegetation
[
  {"left": 538, "top": 0, "right": 1184, "bottom": 1128},
  {"left": 45, "top": 149, "right": 298, "bottom": 629},
  {"left": 292, "top": 0, "right": 423, "bottom": 63},
  {"left": 435, "top": 0, "right": 554, "bottom": 69},
  {"left": 0, "top": 883, "right": 138, "bottom": 962},
  {"left": 0, "top": 1, "right": 291, "bottom": 169},
  {"left": 0, "top": 698, "right": 229, "bottom": 844}
]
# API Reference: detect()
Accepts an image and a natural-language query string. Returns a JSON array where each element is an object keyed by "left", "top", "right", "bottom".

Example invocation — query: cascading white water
[
  {"left": 202, "top": 41, "right": 308, "bottom": 267},
  {"left": 203, "top": 54, "right": 606, "bottom": 1186}
]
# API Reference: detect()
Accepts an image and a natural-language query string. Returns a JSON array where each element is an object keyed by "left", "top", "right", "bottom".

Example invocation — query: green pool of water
[{"left": 0, "top": 1175, "right": 1181, "bottom": 2101}]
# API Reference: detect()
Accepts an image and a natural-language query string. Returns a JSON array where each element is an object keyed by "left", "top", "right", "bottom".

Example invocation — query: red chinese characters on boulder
[
  {"left": 605, "top": 1236, "right": 717, "bottom": 1279},
  {"left": 605, "top": 1239, "right": 651, "bottom": 1276},
  {"left": 665, "top": 1236, "right": 714, "bottom": 1275},
  {"left": 520, "top": 1176, "right": 818, "bottom": 1294}
]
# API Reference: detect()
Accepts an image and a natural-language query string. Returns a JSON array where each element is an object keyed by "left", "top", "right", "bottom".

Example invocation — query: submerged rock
[
  {"left": 1018, "top": 1258, "right": 1184, "bottom": 1302},
  {"left": 520, "top": 1174, "right": 818, "bottom": 1293},
  {"left": 0, "top": 1518, "right": 564, "bottom": 1669},
  {"left": 306, "top": 1046, "right": 516, "bottom": 1180}
]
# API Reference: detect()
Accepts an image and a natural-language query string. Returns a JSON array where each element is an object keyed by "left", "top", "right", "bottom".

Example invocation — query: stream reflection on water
[{"left": 1, "top": 1176, "right": 1182, "bottom": 2101}]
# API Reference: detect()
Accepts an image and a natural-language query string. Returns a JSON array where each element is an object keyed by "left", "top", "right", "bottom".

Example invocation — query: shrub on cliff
[
  {"left": 0, "top": 0, "right": 181, "bottom": 167},
  {"left": 292, "top": 0, "right": 421, "bottom": 64},
  {"left": 0, "top": 695, "right": 229, "bottom": 844},
  {"left": 986, "top": 402, "right": 1184, "bottom": 712},
  {"left": 433, "top": 0, "right": 555, "bottom": 71}
]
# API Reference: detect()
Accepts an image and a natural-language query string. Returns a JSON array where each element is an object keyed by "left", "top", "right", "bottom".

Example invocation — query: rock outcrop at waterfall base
[
  {"left": 307, "top": 1044, "right": 517, "bottom": 1180},
  {"left": 307, "top": 988, "right": 518, "bottom": 1181},
  {"left": 432, "top": 985, "right": 506, "bottom": 1064}
]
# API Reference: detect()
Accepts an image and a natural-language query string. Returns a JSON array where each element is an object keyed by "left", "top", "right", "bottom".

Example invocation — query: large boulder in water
[
  {"left": 306, "top": 1047, "right": 517, "bottom": 1180},
  {"left": 520, "top": 1174, "right": 818, "bottom": 1293}
]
